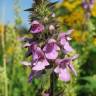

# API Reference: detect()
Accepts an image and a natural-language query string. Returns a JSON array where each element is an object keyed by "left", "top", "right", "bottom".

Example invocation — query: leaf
[
  {"left": 24, "top": 8, "right": 34, "bottom": 11},
  {"left": 80, "top": 76, "right": 96, "bottom": 91}
]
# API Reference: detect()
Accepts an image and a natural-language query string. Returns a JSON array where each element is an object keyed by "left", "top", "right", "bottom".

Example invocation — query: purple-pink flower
[
  {"left": 23, "top": 42, "right": 49, "bottom": 71},
  {"left": 82, "top": 0, "right": 94, "bottom": 9},
  {"left": 29, "top": 20, "right": 44, "bottom": 33},
  {"left": 21, "top": 0, "right": 79, "bottom": 85},
  {"left": 58, "top": 30, "right": 74, "bottom": 53},
  {"left": 54, "top": 55, "right": 78, "bottom": 82},
  {"left": 54, "top": 65, "right": 71, "bottom": 82},
  {"left": 30, "top": 43, "right": 49, "bottom": 71},
  {"left": 43, "top": 39, "right": 60, "bottom": 60}
]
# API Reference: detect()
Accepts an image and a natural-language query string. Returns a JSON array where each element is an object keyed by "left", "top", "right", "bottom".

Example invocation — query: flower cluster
[
  {"left": 82, "top": 0, "right": 94, "bottom": 10},
  {"left": 21, "top": 18, "right": 78, "bottom": 82},
  {"left": 82, "top": 0, "right": 94, "bottom": 18}
]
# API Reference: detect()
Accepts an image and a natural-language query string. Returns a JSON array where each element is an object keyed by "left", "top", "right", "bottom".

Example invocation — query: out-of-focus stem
[
  {"left": 49, "top": 63, "right": 57, "bottom": 96},
  {"left": 1, "top": 25, "right": 8, "bottom": 96},
  {"left": 1, "top": 1, "right": 8, "bottom": 96}
]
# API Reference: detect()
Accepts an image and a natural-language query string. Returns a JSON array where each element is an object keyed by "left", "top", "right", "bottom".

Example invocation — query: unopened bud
[{"left": 49, "top": 25, "right": 55, "bottom": 31}]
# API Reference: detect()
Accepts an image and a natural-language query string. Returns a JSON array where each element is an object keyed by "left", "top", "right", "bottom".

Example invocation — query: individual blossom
[
  {"left": 54, "top": 54, "right": 79, "bottom": 82},
  {"left": 43, "top": 38, "right": 60, "bottom": 60},
  {"left": 23, "top": 42, "right": 49, "bottom": 71},
  {"left": 31, "top": 42, "right": 49, "bottom": 71},
  {"left": 82, "top": 0, "right": 95, "bottom": 19},
  {"left": 29, "top": 20, "right": 44, "bottom": 33},
  {"left": 58, "top": 30, "right": 74, "bottom": 53}
]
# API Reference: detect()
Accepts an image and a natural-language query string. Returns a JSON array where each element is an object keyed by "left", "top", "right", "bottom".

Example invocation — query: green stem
[{"left": 1, "top": 25, "right": 8, "bottom": 96}]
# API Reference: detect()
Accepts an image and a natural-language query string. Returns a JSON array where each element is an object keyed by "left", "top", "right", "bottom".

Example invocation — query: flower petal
[
  {"left": 32, "top": 59, "right": 49, "bottom": 71},
  {"left": 54, "top": 44, "right": 60, "bottom": 51},
  {"left": 54, "top": 66, "right": 60, "bottom": 73},
  {"left": 32, "top": 62, "right": 45, "bottom": 71},
  {"left": 59, "top": 68, "right": 71, "bottom": 82},
  {"left": 23, "top": 43, "right": 31, "bottom": 48},
  {"left": 65, "top": 29, "right": 73, "bottom": 35},
  {"left": 21, "top": 61, "right": 31, "bottom": 66},
  {"left": 71, "top": 54, "right": 79, "bottom": 61},
  {"left": 45, "top": 49, "right": 58, "bottom": 60},
  {"left": 64, "top": 42, "right": 73, "bottom": 52},
  {"left": 68, "top": 64, "right": 77, "bottom": 76}
]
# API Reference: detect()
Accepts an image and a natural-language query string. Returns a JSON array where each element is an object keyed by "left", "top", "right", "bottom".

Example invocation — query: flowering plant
[{"left": 21, "top": 0, "right": 78, "bottom": 95}]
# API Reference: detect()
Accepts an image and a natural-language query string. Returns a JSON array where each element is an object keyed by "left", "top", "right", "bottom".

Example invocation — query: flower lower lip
[{"left": 32, "top": 24, "right": 39, "bottom": 31}]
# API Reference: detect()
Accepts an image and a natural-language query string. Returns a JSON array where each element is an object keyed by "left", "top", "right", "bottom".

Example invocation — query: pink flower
[
  {"left": 54, "top": 55, "right": 78, "bottom": 82},
  {"left": 54, "top": 66, "right": 71, "bottom": 82},
  {"left": 43, "top": 39, "right": 60, "bottom": 60},
  {"left": 32, "top": 59, "right": 49, "bottom": 71},
  {"left": 30, "top": 43, "right": 49, "bottom": 71},
  {"left": 29, "top": 20, "right": 44, "bottom": 33},
  {"left": 23, "top": 42, "right": 49, "bottom": 71},
  {"left": 58, "top": 30, "right": 74, "bottom": 53}
]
